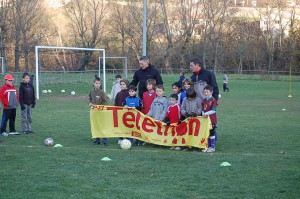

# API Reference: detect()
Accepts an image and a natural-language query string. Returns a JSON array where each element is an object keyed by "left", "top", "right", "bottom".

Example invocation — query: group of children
[
  {"left": 0, "top": 73, "right": 36, "bottom": 143},
  {"left": 89, "top": 73, "right": 218, "bottom": 153}
]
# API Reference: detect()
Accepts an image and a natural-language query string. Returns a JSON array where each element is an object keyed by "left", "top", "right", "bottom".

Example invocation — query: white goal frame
[
  {"left": 35, "top": 46, "right": 106, "bottom": 99},
  {"left": 99, "top": 56, "right": 128, "bottom": 78}
]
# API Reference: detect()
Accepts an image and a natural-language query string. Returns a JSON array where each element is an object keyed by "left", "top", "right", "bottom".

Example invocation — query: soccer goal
[{"left": 35, "top": 46, "right": 106, "bottom": 99}]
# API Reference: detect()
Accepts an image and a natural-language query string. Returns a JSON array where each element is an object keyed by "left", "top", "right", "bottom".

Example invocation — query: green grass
[{"left": 0, "top": 76, "right": 300, "bottom": 199}]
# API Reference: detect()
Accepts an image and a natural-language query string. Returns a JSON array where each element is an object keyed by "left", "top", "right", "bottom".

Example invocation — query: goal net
[{"left": 35, "top": 46, "right": 106, "bottom": 99}]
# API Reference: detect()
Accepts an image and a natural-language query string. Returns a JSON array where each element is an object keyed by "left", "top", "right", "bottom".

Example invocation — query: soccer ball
[
  {"left": 48, "top": 90, "right": 52, "bottom": 93},
  {"left": 120, "top": 139, "right": 131, "bottom": 150},
  {"left": 218, "top": 94, "right": 222, "bottom": 99},
  {"left": 44, "top": 138, "right": 54, "bottom": 146},
  {"left": 42, "top": 90, "right": 47, "bottom": 94},
  {"left": 61, "top": 89, "right": 65, "bottom": 93},
  {"left": 71, "top": 91, "right": 76, "bottom": 95}
]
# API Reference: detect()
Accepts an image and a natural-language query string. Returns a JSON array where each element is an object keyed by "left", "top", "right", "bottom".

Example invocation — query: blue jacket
[{"left": 123, "top": 96, "right": 143, "bottom": 111}]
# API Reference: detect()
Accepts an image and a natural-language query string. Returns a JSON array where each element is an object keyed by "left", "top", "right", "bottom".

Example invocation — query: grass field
[{"left": 0, "top": 75, "right": 299, "bottom": 199}]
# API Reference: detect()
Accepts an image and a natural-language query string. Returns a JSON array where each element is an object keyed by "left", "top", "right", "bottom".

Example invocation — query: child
[
  {"left": 178, "top": 71, "right": 185, "bottom": 85},
  {"left": 0, "top": 74, "right": 20, "bottom": 137},
  {"left": 164, "top": 94, "right": 181, "bottom": 150},
  {"left": 142, "top": 79, "right": 157, "bottom": 115},
  {"left": 172, "top": 82, "right": 182, "bottom": 104},
  {"left": 147, "top": 85, "right": 169, "bottom": 122},
  {"left": 89, "top": 77, "right": 108, "bottom": 145},
  {"left": 223, "top": 73, "right": 229, "bottom": 92},
  {"left": 114, "top": 79, "right": 130, "bottom": 144},
  {"left": 110, "top": 74, "right": 122, "bottom": 101},
  {"left": 114, "top": 79, "right": 130, "bottom": 107},
  {"left": 177, "top": 88, "right": 202, "bottom": 151},
  {"left": 123, "top": 85, "right": 143, "bottom": 144},
  {"left": 179, "top": 78, "right": 193, "bottom": 105},
  {"left": 202, "top": 85, "right": 218, "bottom": 153},
  {"left": 19, "top": 72, "right": 36, "bottom": 134}
]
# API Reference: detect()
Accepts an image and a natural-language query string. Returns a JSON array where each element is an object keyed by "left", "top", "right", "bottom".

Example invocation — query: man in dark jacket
[
  {"left": 189, "top": 58, "right": 219, "bottom": 101},
  {"left": 129, "top": 56, "right": 163, "bottom": 99}
]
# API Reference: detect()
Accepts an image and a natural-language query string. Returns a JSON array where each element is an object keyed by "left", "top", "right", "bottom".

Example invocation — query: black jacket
[
  {"left": 130, "top": 64, "right": 163, "bottom": 99},
  {"left": 190, "top": 68, "right": 219, "bottom": 101},
  {"left": 19, "top": 82, "right": 36, "bottom": 108}
]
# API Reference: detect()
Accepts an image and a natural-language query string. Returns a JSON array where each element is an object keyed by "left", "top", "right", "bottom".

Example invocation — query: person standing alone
[{"left": 19, "top": 72, "right": 36, "bottom": 134}]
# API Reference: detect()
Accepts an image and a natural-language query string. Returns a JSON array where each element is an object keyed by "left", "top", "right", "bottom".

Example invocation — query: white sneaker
[
  {"left": 170, "top": 146, "right": 175, "bottom": 150},
  {"left": 206, "top": 147, "right": 215, "bottom": 153},
  {"left": 174, "top": 147, "right": 182, "bottom": 151},
  {"left": 1, "top": 132, "right": 9, "bottom": 137},
  {"left": 202, "top": 148, "right": 208, "bottom": 152},
  {"left": 117, "top": 140, "right": 122, "bottom": 145},
  {"left": 9, "top": 132, "right": 20, "bottom": 135}
]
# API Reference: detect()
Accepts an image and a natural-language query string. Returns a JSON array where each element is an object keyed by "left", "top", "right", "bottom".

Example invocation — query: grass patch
[{"left": 0, "top": 76, "right": 299, "bottom": 198}]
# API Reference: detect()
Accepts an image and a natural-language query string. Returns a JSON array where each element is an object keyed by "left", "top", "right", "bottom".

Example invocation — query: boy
[
  {"left": 164, "top": 94, "right": 181, "bottom": 150},
  {"left": 114, "top": 79, "right": 130, "bottom": 144},
  {"left": 164, "top": 94, "right": 181, "bottom": 125},
  {"left": 147, "top": 85, "right": 168, "bottom": 122},
  {"left": 0, "top": 74, "right": 20, "bottom": 136},
  {"left": 89, "top": 77, "right": 108, "bottom": 145},
  {"left": 19, "top": 72, "right": 36, "bottom": 134},
  {"left": 110, "top": 74, "right": 122, "bottom": 101},
  {"left": 123, "top": 85, "right": 143, "bottom": 144},
  {"left": 223, "top": 73, "right": 229, "bottom": 92},
  {"left": 201, "top": 85, "right": 218, "bottom": 153},
  {"left": 141, "top": 79, "right": 157, "bottom": 115}
]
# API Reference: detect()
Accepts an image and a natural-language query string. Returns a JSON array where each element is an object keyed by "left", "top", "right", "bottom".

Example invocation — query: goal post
[{"left": 35, "top": 46, "right": 106, "bottom": 99}]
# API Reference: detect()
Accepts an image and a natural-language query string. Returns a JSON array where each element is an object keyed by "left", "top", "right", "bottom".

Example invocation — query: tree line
[{"left": 0, "top": 0, "right": 299, "bottom": 74}]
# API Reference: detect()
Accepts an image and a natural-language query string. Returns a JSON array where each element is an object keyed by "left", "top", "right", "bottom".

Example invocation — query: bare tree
[
  {"left": 65, "top": 0, "right": 107, "bottom": 70},
  {"left": 201, "top": 0, "right": 230, "bottom": 73}
]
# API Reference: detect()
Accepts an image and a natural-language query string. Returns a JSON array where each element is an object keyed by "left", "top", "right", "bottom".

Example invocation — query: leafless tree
[{"left": 65, "top": 0, "right": 107, "bottom": 70}]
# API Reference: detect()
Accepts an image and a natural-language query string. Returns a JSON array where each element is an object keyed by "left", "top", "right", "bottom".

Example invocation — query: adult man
[
  {"left": 190, "top": 58, "right": 219, "bottom": 101},
  {"left": 130, "top": 56, "right": 163, "bottom": 99}
]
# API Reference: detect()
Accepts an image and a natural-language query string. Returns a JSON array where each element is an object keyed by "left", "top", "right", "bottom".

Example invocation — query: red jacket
[{"left": 0, "top": 84, "right": 19, "bottom": 109}]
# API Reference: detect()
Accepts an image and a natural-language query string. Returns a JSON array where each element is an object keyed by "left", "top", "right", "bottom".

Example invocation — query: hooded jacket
[{"left": 0, "top": 83, "right": 19, "bottom": 109}]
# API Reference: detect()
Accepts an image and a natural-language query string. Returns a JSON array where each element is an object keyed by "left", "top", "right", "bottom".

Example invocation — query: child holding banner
[
  {"left": 201, "top": 85, "right": 218, "bottom": 153},
  {"left": 177, "top": 88, "right": 202, "bottom": 151},
  {"left": 114, "top": 79, "right": 130, "bottom": 144},
  {"left": 164, "top": 94, "right": 181, "bottom": 150},
  {"left": 89, "top": 76, "right": 108, "bottom": 145},
  {"left": 123, "top": 85, "right": 143, "bottom": 145},
  {"left": 147, "top": 85, "right": 168, "bottom": 122}
]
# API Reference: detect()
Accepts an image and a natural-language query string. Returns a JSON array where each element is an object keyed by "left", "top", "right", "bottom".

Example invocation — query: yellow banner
[{"left": 90, "top": 105, "right": 211, "bottom": 149}]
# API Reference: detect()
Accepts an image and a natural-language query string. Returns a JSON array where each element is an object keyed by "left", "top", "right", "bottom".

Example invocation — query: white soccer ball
[
  {"left": 61, "top": 89, "right": 65, "bottom": 93},
  {"left": 44, "top": 138, "right": 54, "bottom": 146},
  {"left": 218, "top": 94, "right": 222, "bottom": 99},
  {"left": 48, "top": 90, "right": 52, "bottom": 93},
  {"left": 71, "top": 91, "right": 75, "bottom": 95},
  {"left": 42, "top": 90, "right": 47, "bottom": 94},
  {"left": 120, "top": 139, "right": 131, "bottom": 150}
]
